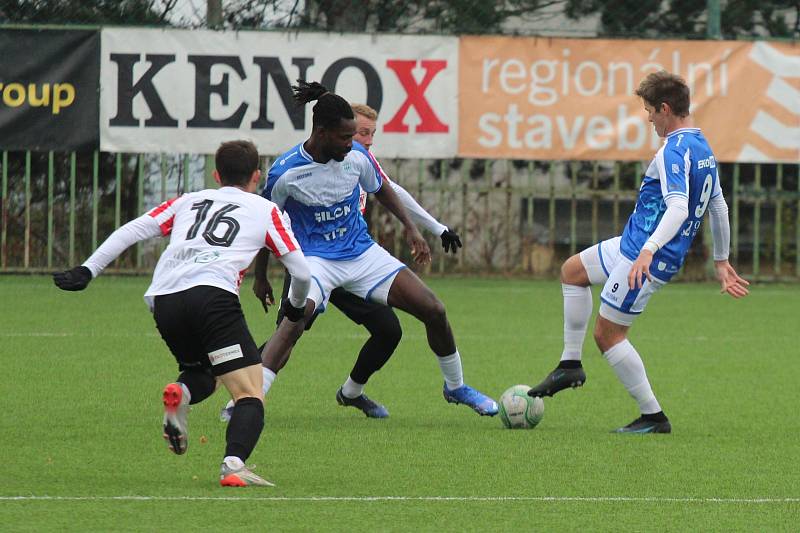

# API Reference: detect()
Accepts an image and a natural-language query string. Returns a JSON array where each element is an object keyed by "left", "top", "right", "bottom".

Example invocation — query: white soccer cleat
[
  {"left": 162, "top": 383, "right": 190, "bottom": 455},
  {"left": 220, "top": 463, "right": 275, "bottom": 487}
]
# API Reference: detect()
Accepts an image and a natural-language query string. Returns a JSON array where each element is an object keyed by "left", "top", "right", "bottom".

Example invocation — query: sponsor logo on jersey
[
  {"left": 194, "top": 251, "right": 220, "bottom": 263},
  {"left": 295, "top": 172, "right": 312, "bottom": 180},
  {"left": 697, "top": 156, "right": 716, "bottom": 169},
  {"left": 314, "top": 204, "right": 351, "bottom": 222},
  {"left": 208, "top": 344, "right": 244, "bottom": 366},
  {"left": 671, "top": 163, "right": 680, "bottom": 174}
]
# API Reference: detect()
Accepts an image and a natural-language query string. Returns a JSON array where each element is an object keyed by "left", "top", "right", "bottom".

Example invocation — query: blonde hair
[{"left": 350, "top": 103, "right": 378, "bottom": 121}]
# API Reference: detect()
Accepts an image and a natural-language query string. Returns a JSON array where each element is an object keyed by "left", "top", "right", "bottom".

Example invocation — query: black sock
[
  {"left": 225, "top": 397, "right": 264, "bottom": 462},
  {"left": 178, "top": 369, "right": 216, "bottom": 405},
  {"left": 557, "top": 360, "right": 582, "bottom": 369},
  {"left": 349, "top": 309, "right": 402, "bottom": 384},
  {"left": 642, "top": 411, "right": 668, "bottom": 423}
]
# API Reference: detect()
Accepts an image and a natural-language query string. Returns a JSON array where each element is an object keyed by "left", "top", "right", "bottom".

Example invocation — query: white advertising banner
[{"left": 100, "top": 28, "right": 458, "bottom": 158}]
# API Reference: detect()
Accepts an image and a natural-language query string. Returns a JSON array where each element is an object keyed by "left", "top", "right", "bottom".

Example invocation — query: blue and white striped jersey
[
  {"left": 264, "top": 141, "right": 383, "bottom": 260},
  {"left": 620, "top": 128, "right": 722, "bottom": 281}
]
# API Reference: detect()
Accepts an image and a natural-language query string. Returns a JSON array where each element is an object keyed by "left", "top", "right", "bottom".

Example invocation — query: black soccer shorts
[
  {"left": 153, "top": 286, "right": 261, "bottom": 377},
  {"left": 276, "top": 270, "right": 394, "bottom": 330}
]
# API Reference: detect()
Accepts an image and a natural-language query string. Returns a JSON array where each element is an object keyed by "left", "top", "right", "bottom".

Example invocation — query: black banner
[{"left": 0, "top": 29, "right": 99, "bottom": 151}]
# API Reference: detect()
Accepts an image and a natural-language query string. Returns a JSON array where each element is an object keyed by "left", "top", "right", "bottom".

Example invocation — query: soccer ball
[{"left": 498, "top": 385, "right": 544, "bottom": 429}]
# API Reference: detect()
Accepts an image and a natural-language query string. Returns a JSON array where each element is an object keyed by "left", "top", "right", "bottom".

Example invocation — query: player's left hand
[
  {"left": 405, "top": 226, "right": 431, "bottom": 265},
  {"left": 440, "top": 228, "right": 462, "bottom": 254},
  {"left": 714, "top": 260, "right": 750, "bottom": 298},
  {"left": 628, "top": 250, "right": 653, "bottom": 290},
  {"left": 252, "top": 277, "right": 274, "bottom": 314},
  {"left": 53, "top": 266, "right": 92, "bottom": 291}
]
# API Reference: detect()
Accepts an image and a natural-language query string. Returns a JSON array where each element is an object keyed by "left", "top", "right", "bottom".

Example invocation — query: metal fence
[{"left": 1, "top": 150, "right": 797, "bottom": 281}]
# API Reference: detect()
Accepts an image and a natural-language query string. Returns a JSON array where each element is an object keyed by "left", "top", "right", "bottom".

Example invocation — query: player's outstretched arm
[
  {"left": 714, "top": 260, "right": 749, "bottom": 298},
  {"left": 388, "top": 180, "right": 462, "bottom": 255},
  {"left": 373, "top": 183, "right": 431, "bottom": 264},
  {"left": 53, "top": 214, "right": 161, "bottom": 291}
]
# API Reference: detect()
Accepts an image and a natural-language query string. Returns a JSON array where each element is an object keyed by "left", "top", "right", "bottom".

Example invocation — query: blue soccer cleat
[{"left": 442, "top": 383, "right": 499, "bottom": 416}]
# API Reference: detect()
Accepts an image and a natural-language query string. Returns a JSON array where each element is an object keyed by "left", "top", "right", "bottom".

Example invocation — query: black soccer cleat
[
  {"left": 613, "top": 416, "right": 672, "bottom": 434},
  {"left": 336, "top": 388, "right": 389, "bottom": 418},
  {"left": 528, "top": 366, "right": 586, "bottom": 398}
]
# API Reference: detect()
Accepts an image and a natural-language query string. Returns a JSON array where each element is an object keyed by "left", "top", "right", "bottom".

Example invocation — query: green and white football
[{"left": 498, "top": 385, "right": 544, "bottom": 429}]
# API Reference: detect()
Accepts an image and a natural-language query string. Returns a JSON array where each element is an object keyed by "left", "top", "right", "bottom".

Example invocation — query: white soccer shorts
[
  {"left": 579, "top": 236, "right": 666, "bottom": 327},
  {"left": 303, "top": 243, "right": 406, "bottom": 312}
]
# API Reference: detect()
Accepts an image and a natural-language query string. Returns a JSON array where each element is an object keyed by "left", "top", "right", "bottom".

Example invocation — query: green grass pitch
[{"left": 1, "top": 275, "right": 798, "bottom": 531}]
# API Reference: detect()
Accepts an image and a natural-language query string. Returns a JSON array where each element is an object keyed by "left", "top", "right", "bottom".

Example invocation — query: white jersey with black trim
[
  {"left": 264, "top": 141, "right": 383, "bottom": 260},
  {"left": 144, "top": 186, "right": 298, "bottom": 301}
]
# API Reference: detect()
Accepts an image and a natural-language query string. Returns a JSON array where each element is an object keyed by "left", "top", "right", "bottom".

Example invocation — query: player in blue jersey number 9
[{"left": 527, "top": 71, "right": 749, "bottom": 434}]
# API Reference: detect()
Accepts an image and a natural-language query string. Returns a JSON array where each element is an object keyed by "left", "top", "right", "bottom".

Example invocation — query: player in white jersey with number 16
[
  {"left": 53, "top": 140, "right": 310, "bottom": 486},
  {"left": 527, "top": 71, "right": 749, "bottom": 434}
]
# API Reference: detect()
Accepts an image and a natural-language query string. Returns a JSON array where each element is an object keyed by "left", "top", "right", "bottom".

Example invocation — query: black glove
[
  {"left": 53, "top": 266, "right": 93, "bottom": 291},
  {"left": 280, "top": 298, "right": 306, "bottom": 323},
  {"left": 440, "top": 228, "right": 462, "bottom": 254}
]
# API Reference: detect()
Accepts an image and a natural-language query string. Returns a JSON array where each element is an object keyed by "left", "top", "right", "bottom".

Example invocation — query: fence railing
[{"left": 1, "top": 151, "right": 798, "bottom": 281}]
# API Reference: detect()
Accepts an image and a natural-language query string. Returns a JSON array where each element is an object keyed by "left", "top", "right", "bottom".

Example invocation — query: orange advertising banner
[{"left": 459, "top": 37, "right": 799, "bottom": 162}]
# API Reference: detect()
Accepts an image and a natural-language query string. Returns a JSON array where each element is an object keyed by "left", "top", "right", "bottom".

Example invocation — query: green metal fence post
[
  {"left": 69, "top": 153, "right": 76, "bottom": 265},
  {"left": 136, "top": 154, "right": 145, "bottom": 269},
  {"left": 569, "top": 161, "right": 578, "bottom": 256},
  {"left": 732, "top": 163, "right": 739, "bottom": 262},
  {"left": 24, "top": 151, "right": 31, "bottom": 268},
  {"left": 440, "top": 159, "right": 448, "bottom": 274},
  {"left": 1, "top": 152, "right": 6, "bottom": 269},
  {"left": 92, "top": 151, "right": 99, "bottom": 249},
  {"left": 47, "top": 152, "right": 54, "bottom": 268},
  {"left": 460, "top": 159, "right": 468, "bottom": 271},
  {"left": 613, "top": 162, "right": 620, "bottom": 233},
  {"left": 183, "top": 155, "right": 191, "bottom": 192},
  {"left": 115, "top": 154, "right": 122, "bottom": 230},
  {"left": 774, "top": 164, "right": 782, "bottom": 276},
  {"left": 591, "top": 162, "right": 599, "bottom": 245},
  {"left": 753, "top": 164, "right": 761, "bottom": 278},
  {"left": 548, "top": 163, "right": 556, "bottom": 247}
]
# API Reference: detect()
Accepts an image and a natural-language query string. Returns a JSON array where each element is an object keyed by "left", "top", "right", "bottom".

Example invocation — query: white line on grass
[{"left": 1, "top": 496, "right": 798, "bottom": 504}]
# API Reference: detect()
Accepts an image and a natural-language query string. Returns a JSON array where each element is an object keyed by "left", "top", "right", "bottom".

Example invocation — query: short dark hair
[
  {"left": 292, "top": 79, "right": 354, "bottom": 130},
  {"left": 215, "top": 140, "right": 259, "bottom": 186},
  {"left": 635, "top": 71, "right": 690, "bottom": 117}
]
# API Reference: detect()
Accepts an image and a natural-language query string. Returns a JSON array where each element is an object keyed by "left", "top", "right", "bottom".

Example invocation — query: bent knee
[
  {"left": 561, "top": 254, "right": 589, "bottom": 285},
  {"left": 424, "top": 298, "right": 447, "bottom": 324}
]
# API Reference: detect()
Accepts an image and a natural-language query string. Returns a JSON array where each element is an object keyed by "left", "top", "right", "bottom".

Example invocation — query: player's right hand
[
  {"left": 53, "top": 266, "right": 92, "bottom": 291},
  {"left": 714, "top": 260, "right": 749, "bottom": 298},
  {"left": 252, "top": 277, "right": 274, "bottom": 313},
  {"left": 440, "top": 228, "right": 462, "bottom": 254},
  {"left": 405, "top": 226, "right": 431, "bottom": 265}
]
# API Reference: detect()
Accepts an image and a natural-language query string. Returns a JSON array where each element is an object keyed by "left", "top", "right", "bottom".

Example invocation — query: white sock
[
  {"left": 223, "top": 456, "right": 244, "bottom": 470},
  {"left": 262, "top": 366, "right": 277, "bottom": 396},
  {"left": 561, "top": 284, "right": 592, "bottom": 362},
  {"left": 341, "top": 377, "right": 365, "bottom": 399},
  {"left": 603, "top": 339, "right": 661, "bottom": 414},
  {"left": 438, "top": 351, "right": 464, "bottom": 391},
  {"left": 179, "top": 382, "right": 191, "bottom": 404}
]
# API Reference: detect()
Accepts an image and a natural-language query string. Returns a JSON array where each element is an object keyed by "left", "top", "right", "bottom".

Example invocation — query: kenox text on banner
[
  {"left": 100, "top": 28, "right": 458, "bottom": 158},
  {"left": 459, "top": 37, "right": 799, "bottom": 163},
  {"left": 0, "top": 29, "right": 100, "bottom": 151}
]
